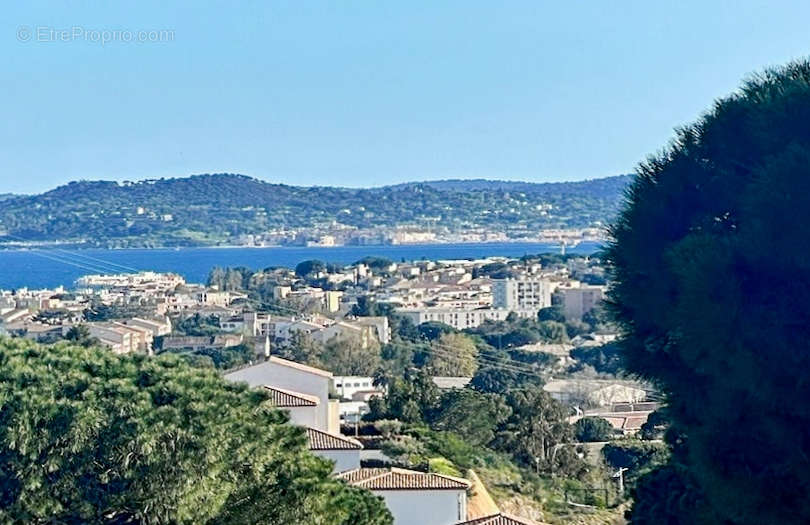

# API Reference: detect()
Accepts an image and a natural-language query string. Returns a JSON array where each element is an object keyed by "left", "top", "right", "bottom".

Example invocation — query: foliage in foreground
[
  {"left": 0, "top": 337, "right": 391, "bottom": 525},
  {"left": 608, "top": 60, "right": 810, "bottom": 524}
]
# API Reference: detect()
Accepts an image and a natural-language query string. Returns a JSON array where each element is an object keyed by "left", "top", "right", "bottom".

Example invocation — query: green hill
[{"left": 0, "top": 174, "right": 630, "bottom": 248}]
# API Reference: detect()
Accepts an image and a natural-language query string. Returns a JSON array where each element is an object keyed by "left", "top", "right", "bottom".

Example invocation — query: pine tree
[{"left": 607, "top": 60, "right": 810, "bottom": 524}]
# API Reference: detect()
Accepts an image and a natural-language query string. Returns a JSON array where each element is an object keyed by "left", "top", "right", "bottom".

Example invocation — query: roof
[
  {"left": 264, "top": 385, "right": 319, "bottom": 407},
  {"left": 457, "top": 513, "right": 541, "bottom": 525},
  {"left": 336, "top": 468, "right": 471, "bottom": 491},
  {"left": 432, "top": 376, "right": 473, "bottom": 389},
  {"left": 306, "top": 427, "right": 362, "bottom": 450},
  {"left": 269, "top": 356, "right": 333, "bottom": 378}
]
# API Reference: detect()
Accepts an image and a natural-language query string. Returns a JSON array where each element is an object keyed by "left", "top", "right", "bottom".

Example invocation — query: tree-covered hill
[{"left": 0, "top": 173, "right": 630, "bottom": 248}]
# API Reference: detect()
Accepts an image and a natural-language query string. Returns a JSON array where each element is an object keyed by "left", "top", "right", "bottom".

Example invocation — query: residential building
[
  {"left": 336, "top": 468, "right": 471, "bottom": 525},
  {"left": 324, "top": 290, "right": 343, "bottom": 312},
  {"left": 543, "top": 379, "right": 646, "bottom": 408},
  {"left": 161, "top": 334, "right": 243, "bottom": 352},
  {"left": 263, "top": 385, "right": 321, "bottom": 428},
  {"left": 306, "top": 427, "right": 362, "bottom": 473},
  {"left": 354, "top": 316, "right": 391, "bottom": 344},
  {"left": 456, "top": 513, "right": 541, "bottom": 525},
  {"left": 121, "top": 317, "right": 172, "bottom": 336},
  {"left": 560, "top": 286, "right": 605, "bottom": 319},
  {"left": 492, "top": 278, "right": 555, "bottom": 311},
  {"left": 224, "top": 356, "right": 339, "bottom": 433},
  {"left": 333, "top": 376, "right": 376, "bottom": 400},
  {"left": 396, "top": 307, "right": 534, "bottom": 331}
]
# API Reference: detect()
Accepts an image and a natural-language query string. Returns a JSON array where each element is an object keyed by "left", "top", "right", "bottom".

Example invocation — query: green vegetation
[
  {"left": 466, "top": 313, "right": 568, "bottom": 349},
  {"left": 607, "top": 61, "right": 810, "bottom": 524},
  {"left": 64, "top": 324, "right": 100, "bottom": 348},
  {"left": 0, "top": 337, "right": 391, "bottom": 524},
  {"left": 160, "top": 343, "right": 256, "bottom": 371},
  {"left": 574, "top": 417, "right": 615, "bottom": 443},
  {"left": 601, "top": 440, "right": 669, "bottom": 489},
  {"left": 0, "top": 174, "right": 630, "bottom": 247}
]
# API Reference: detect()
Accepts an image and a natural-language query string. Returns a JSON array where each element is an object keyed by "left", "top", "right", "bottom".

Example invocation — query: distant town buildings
[
  {"left": 561, "top": 285, "right": 606, "bottom": 319},
  {"left": 492, "top": 277, "right": 554, "bottom": 311}
]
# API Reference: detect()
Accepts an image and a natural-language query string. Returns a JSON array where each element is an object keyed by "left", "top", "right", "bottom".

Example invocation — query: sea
[{"left": 0, "top": 242, "right": 601, "bottom": 290}]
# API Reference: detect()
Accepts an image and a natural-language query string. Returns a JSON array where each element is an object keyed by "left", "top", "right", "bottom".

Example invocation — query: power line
[{"left": 2, "top": 233, "right": 140, "bottom": 274}]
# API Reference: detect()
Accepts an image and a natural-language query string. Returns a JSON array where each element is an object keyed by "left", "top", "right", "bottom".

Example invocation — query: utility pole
[{"left": 613, "top": 467, "right": 628, "bottom": 495}]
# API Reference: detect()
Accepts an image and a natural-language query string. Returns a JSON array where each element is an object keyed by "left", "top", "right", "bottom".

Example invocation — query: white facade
[
  {"left": 312, "top": 449, "right": 361, "bottom": 473},
  {"left": 396, "top": 307, "right": 534, "bottom": 330},
  {"left": 285, "top": 404, "right": 321, "bottom": 428},
  {"left": 375, "top": 490, "right": 467, "bottom": 525},
  {"left": 561, "top": 286, "right": 605, "bottom": 319},
  {"left": 333, "top": 376, "right": 375, "bottom": 400},
  {"left": 224, "top": 357, "right": 335, "bottom": 432},
  {"left": 492, "top": 278, "right": 554, "bottom": 311}
]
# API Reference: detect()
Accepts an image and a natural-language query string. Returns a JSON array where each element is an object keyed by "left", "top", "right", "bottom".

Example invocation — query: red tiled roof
[
  {"left": 457, "top": 513, "right": 540, "bottom": 525},
  {"left": 336, "top": 467, "right": 471, "bottom": 491},
  {"left": 263, "top": 385, "right": 319, "bottom": 407},
  {"left": 306, "top": 427, "right": 362, "bottom": 450}
]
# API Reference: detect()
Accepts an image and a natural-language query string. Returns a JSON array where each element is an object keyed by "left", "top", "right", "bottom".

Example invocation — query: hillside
[{"left": 0, "top": 174, "right": 631, "bottom": 248}]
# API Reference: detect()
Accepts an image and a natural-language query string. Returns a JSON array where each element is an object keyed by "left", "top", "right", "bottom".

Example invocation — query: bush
[{"left": 574, "top": 416, "right": 615, "bottom": 442}]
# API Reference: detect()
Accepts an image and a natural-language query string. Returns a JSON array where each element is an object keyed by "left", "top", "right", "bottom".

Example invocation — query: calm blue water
[{"left": 0, "top": 242, "right": 601, "bottom": 290}]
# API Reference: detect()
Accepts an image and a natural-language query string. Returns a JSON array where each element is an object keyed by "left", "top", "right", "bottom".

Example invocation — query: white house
[
  {"left": 336, "top": 468, "right": 471, "bottom": 525},
  {"left": 543, "top": 379, "right": 646, "bottom": 408},
  {"left": 455, "top": 513, "right": 539, "bottom": 524},
  {"left": 264, "top": 385, "right": 321, "bottom": 428},
  {"left": 224, "top": 356, "right": 339, "bottom": 433},
  {"left": 333, "top": 376, "right": 376, "bottom": 400},
  {"left": 306, "top": 427, "right": 362, "bottom": 473}
]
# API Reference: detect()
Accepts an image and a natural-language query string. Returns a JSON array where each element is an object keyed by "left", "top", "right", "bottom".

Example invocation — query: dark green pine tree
[
  {"left": 607, "top": 60, "right": 810, "bottom": 524},
  {"left": 0, "top": 337, "right": 392, "bottom": 525}
]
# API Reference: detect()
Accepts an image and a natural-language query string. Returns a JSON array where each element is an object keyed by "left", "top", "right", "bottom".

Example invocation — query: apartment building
[{"left": 492, "top": 278, "right": 555, "bottom": 311}]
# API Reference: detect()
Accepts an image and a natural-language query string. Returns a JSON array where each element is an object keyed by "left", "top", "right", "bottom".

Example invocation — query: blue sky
[{"left": 3, "top": 1, "right": 810, "bottom": 193}]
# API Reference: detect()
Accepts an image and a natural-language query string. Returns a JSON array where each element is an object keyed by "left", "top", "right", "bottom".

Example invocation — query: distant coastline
[
  {"left": 0, "top": 234, "right": 605, "bottom": 251},
  {"left": 0, "top": 241, "right": 602, "bottom": 290}
]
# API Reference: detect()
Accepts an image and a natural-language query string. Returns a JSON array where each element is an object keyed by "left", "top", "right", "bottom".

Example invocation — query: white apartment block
[
  {"left": 492, "top": 278, "right": 555, "bottom": 311},
  {"left": 396, "top": 307, "right": 534, "bottom": 330},
  {"left": 561, "top": 285, "right": 605, "bottom": 319}
]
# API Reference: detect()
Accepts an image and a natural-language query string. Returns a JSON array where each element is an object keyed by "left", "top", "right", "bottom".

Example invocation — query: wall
[
  {"left": 375, "top": 490, "right": 466, "bottom": 525},
  {"left": 312, "top": 449, "right": 360, "bottom": 473},
  {"left": 224, "top": 360, "right": 331, "bottom": 431}
]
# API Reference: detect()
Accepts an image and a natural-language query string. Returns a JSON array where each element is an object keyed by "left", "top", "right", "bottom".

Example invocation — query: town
[{"left": 0, "top": 252, "right": 658, "bottom": 524}]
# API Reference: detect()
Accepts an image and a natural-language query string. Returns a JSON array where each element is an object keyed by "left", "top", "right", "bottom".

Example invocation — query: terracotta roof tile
[
  {"left": 336, "top": 467, "right": 471, "bottom": 491},
  {"left": 457, "top": 512, "right": 542, "bottom": 525},
  {"left": 263, "top": 385, "right": 319, "bottom": 407},
  {"left": 306, "top": 427, "right": 362, "bottom": 450}
]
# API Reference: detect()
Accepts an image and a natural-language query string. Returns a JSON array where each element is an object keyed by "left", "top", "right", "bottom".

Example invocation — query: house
[
  {"left": 333, "top": 376, "right": 376, "bottom": 400},
  {"left": 121, "top": 317, "right": 172, "bottom": 336},
  {"left": 306, "top": 427, "right": 362, "bottom": 473},
  {"left": 264, "top": 385, "right": 321, "bottom": 428},
  {"left": 336, "top": 467, "right": 471, "bottom": 525},
  {"left": 560, "top": 286, "right": 605, "bottom": 320},
  {"left": 311, "top": 321, "right": 374, "bottom": 347},
  {"left": 543, "top": 379, "right": 646, "bottom": 408},
  {"left": 274, "top": 319, "right": 323, "bottom": 346},
  {"left": 87, "top": 324, "right": 137, "bottom": 354},
  {"left": 353, "top": 316, "right": 391, "bottom": 344},
  {"left": 224, "top": 356, "right": 339, "bottom": 433},
  {"left": 456, "top": 513, "right": 541, "bottom": 525},
  {"left": 396, "top": 307, "right": 534, "bottom": 331},
  {"left": 432, "top": 377, "right": 473, "bottom": 390},
  {"left": 161, "top": 334, "right": 243, "bottom": 352}
]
